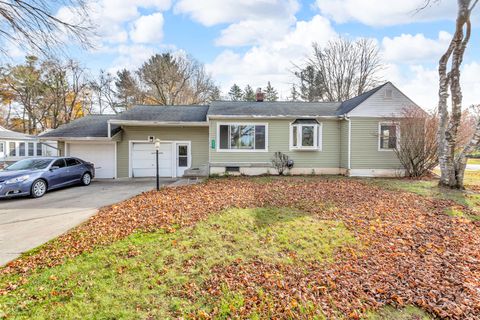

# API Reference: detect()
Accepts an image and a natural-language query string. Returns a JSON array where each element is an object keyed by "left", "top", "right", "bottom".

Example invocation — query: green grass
[
  {"left": 367, "top": 305, "right": 434, "bottom": 320},
  {"left": 0, "top": 207, "right": 357, "bottom": 319},
  {"left": 468, "top": 158, "right": 480, "bottom": 166}
]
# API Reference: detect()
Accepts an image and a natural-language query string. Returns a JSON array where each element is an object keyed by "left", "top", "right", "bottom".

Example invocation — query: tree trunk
[{"left": 437, "top": 0, "right": 477, "bottom": 189}]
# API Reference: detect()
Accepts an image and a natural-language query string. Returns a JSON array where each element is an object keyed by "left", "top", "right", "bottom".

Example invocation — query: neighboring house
[
  {"left": 39, "top": 82, "right": 421, "bottom": 178},
  {"left": 0, "top": 126, "right": 43, "bottom": 166}
]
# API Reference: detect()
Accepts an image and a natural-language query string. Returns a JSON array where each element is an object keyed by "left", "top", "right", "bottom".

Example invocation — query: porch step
[{"left": 183, "top": 165, "right": 209, "bottom": 178}]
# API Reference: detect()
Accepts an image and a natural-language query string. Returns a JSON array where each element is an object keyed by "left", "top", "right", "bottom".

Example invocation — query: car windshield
[{"left": 4, "top": 159, "right": 52, "bottom": 171}]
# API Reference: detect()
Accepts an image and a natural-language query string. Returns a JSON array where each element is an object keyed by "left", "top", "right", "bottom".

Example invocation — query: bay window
[
  {"left": 290, "top": 119, "right": 322, "bottom": 150},
  {"left": 218, "top": 124, "right": 267, "bottom": 151}
]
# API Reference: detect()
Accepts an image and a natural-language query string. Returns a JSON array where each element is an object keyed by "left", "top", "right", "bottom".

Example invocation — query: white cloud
[
  {"left": 382, "top": 31, "right": 451, "bottom": 63},
  {"left": 207, "top": 15, "right": 337, "bottom": 98},
  {"left": 175, "top": 0, "right": 299, "bottom": 47},
  {"left": 175, "top": 0, "right": 298, "bottom": 26},
  {"left": 130, "top": 13, "right": 164, "bottom": 43},
  {"left": 215, "top": 17, "right": 295, "bottom": 47},
  {"left": 316, "top": 0, "right": 455, "bottom": 26}
]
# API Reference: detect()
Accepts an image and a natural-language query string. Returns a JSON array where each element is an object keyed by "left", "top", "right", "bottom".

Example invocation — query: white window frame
[
  {"left": 216, "top": 122, "right": 269, "bottom": 153},
  {"left": 378, "top": 122, "right": 400, "bottom": 151},
  {"left": 289, "top": 122, "right": 322, "bottom": 151}
]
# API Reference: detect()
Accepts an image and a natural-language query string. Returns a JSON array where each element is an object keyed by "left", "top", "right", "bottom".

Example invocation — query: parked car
[{"left": 0, "top": 157, "right": 95, "bottom": 198}]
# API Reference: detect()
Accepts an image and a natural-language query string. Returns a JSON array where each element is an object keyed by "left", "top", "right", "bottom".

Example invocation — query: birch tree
[{"left": 435, "top": 0, "right": 479, "bottom": 188}]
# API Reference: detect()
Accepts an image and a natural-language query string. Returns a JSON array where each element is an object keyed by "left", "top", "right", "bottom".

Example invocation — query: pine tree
[
  {"left": 228, "top": 83, "right": 243, "bottom": 101},
  {"left": 243, "top": 85, "right": 255, "bottom": 101},
  {"left": 265, "top": 81, "right": 278, "bottom": 101},
  {"left": 289, "top": 84, "right": 300, "bottom": 101}
]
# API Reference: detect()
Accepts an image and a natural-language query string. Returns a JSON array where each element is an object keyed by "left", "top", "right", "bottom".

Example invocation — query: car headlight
[{"left": 5, "top": 175, "right": 30, "bottom": 184}]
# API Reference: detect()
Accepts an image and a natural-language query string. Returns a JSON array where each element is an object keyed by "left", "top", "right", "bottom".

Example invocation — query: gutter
[
  {"left": 207, "top": 115, "right": 340, "bottom": 120},
  {"left": 108, "top": 120, "right": 209, "bottom": 127}
]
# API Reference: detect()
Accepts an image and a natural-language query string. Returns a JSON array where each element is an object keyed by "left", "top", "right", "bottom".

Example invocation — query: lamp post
[{"left": 154, "top": 139, "right": 161, "bottom": 191}]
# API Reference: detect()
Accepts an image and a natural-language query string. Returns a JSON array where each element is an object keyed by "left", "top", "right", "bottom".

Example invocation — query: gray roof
[
  {"left": 0, "top": 127, "right": 35, "bottom": 140},
  {"left": 116, "top": 105, "right": 209, "bottom": 122},
  {"left": 208, "top": 101, "right": 341, "bottom": 117},
  {"left": 39, "top": 115, "right": 120, "bottom": 138},
  {"left": 335, "top": 83, "right": 388, "bottom": 115}
]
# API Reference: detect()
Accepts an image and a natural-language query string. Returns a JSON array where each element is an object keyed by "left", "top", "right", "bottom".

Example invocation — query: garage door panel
[
  {"left": 132, "top": 142, "right": 173, "bottom": 178},
  {"left": 68, "top": 143, "right": 116, "bottom": 179}
]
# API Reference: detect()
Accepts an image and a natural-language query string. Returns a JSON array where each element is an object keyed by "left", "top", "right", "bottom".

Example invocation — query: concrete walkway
[{"left": 0, "top": 178, "right": 174, "bottom": 266}]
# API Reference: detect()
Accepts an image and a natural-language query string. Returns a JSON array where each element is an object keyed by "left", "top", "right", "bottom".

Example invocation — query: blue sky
[{"left": 10, "top": 0, "right": 480, "bottom": 109}]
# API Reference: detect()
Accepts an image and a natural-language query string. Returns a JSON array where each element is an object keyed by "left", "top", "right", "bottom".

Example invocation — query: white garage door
[
  {"left": 68, "top": 143, "right": 116, "bottom": 179},
  {"left": 132, "top": 142, "right": 173, "bottom": 178}
]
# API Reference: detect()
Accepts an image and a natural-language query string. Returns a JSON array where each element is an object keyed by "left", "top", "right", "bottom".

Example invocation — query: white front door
[
  {"left": 68, "top": 143, "right": 116, "bottom": 179},
  {"left": 176, "top": 143, "right": 190, "bottom": 177},
  {"left": 132, "top": 142, "right": 173, "bottom": 178}
]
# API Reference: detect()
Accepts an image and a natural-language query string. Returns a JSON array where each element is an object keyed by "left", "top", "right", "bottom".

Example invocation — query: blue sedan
[{"left": 0, "top": 157, "right": 95, "bottom": 198}]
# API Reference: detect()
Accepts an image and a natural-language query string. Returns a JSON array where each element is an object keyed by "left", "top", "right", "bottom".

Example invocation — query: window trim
[
  {"left": 378, "top": 121, "right": 400, "bottom": 152},
  {"left": 289, "top": 122, "right": 323, "bottom": 151},
  {"left": 216, "top": 122, "right": 269, "bottom": 153}
]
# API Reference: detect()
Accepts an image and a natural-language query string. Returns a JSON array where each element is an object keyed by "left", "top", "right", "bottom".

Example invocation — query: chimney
[{"left": 256, "top": 88, "right": 264, "bottom": 102}]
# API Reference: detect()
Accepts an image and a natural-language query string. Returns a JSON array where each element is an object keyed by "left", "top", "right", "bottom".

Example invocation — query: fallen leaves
[{"left": 1, "top": 176, "right": 479, "bottom": 319}]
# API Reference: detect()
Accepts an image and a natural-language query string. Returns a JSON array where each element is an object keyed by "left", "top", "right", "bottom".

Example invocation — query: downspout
[
  {"left": 340, "top": 114, "right": 351, "bottom": 175},
  {"left": 347, "top": 116, "right": 351, "bottom": 173}
]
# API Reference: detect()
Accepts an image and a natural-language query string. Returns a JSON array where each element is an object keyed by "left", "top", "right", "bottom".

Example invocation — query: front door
[{"left": 176, "top": 143, "right": 189, "bottom": 177}]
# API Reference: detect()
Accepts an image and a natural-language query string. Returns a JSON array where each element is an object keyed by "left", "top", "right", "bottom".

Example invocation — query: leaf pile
[{"left": 1, "top": 176, "right": 480, "bottom": 319}]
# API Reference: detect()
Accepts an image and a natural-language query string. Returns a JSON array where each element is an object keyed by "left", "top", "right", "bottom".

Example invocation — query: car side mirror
[{"left": 50, "top": 165, "right": 60, "bottom": 171}]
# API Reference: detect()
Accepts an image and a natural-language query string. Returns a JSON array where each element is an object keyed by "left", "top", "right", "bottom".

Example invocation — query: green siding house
[{"left": 40, "top": 82, "right": 420, "bottom": 178}]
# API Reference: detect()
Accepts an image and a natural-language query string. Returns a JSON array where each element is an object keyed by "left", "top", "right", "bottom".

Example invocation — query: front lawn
[{"left": 1, "top": 176, "right": 479, "bottom": 319}]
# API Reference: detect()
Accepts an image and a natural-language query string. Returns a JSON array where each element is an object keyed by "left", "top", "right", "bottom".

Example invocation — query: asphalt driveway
[{"left": 0, "top": 178, "right": 174, "bottom": 266}]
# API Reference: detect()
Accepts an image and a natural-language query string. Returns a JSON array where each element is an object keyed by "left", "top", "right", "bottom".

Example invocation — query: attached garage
[
  {"left": 130, "top": 141, "right": 191, "bottom": 178},
  {"left": 131, "top": 142, "right": 173, "bottom": 177},
  {"left": 67, "top": 142, "right": 116, "bottom": 179}
]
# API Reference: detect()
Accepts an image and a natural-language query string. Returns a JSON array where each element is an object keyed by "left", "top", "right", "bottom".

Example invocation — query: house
[
  {"left": 0, "top": 126, "right": 52, "bottom": 166},
  {"left": 39, "top": 82, "right": 420, "bottom": 179}
]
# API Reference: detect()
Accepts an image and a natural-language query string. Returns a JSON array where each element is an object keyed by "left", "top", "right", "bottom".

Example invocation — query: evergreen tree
[
  {"left": 264, "top": 81, "right": 278, "bottom": 101},
  {"left": 289, "top": 84, "right": 300, "bottom": 101},
  {"left": 228, "top": 83, "right": 243, "bottom": 101},
  {"left": 243, "top": 85, "right": 255, "bottom": 101}
]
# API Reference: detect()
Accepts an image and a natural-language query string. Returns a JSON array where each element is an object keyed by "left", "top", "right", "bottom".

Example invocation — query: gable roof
[
  {"left": 208, "top": 101, "right": 341, "bottom": 118},
  {"left": 335, "top": 82, "right": 389, "bottom": 116},
  {"left": 0, "top": 126, "right": 36, "bottom": 140},
  {"left": 116, "top": 105, "right": 209, "bottom": 122},
  {"left": 39, "top": 115, "right": 120, "bottom": 138}
]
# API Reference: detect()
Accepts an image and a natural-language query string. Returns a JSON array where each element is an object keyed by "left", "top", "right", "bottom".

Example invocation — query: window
[
  {"left": 28, "top": 142, "right": 34, "bottom": 156},
  {"left": 218, "top": 124, "right": 267, "bottom": 151},
  {"left": 178, "top": 145, "right": 188, "bottom": 167},
  {"left": 379, "top": 123, "right": 398, "bottom": 150},
  {"left": 66, "top": 158, "right": 81, "bottom": 166},
  {"left": 290, "top": 120, "right": 322, "bottom": 150},
  {"left": 19, "top": 142, "right": 25, "bottom": 156},
  {"left": 0, "top": 142, "right": 4, "bottom": 154},
  {"left": 52, "top": 159, "right": 66, "bottom": 168},
  {"left": 9, "top": 142, "right": 16, "bottom": 156},
  {"left": 36, "top": 143, "right": 42, "bottom": 156}
]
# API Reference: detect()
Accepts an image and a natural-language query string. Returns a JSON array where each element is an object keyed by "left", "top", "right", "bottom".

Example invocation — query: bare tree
[
  {"left": 391, "top": 107, "right": 439, "bottom": 177},
  {"left": 431, "top": 0, "right": 480, "bottom": 188},
  {"left": 0, "top": 0, "right": 94, "bottom": 58},
  {"left": 89, "top": 70, "right": 118, "bottom": 114},
  {"left": 294, "top": 38, "right": 383, "bottom": 102},
  {"left": 138, "top": 53, "right": 219, "bottom": 105}
]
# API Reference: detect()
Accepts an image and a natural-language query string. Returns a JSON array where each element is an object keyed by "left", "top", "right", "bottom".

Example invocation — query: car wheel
[
  {"left": 81, "top": 172, "right": 92, "bottom": 186},
  {"left": 31, "top": 179, "right": 47, "bottom": 198}
]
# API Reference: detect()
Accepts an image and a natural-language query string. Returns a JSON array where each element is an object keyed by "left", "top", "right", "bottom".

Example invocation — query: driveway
[{"left": 0, "top": 178, "right": 174, "bottom": 265}]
